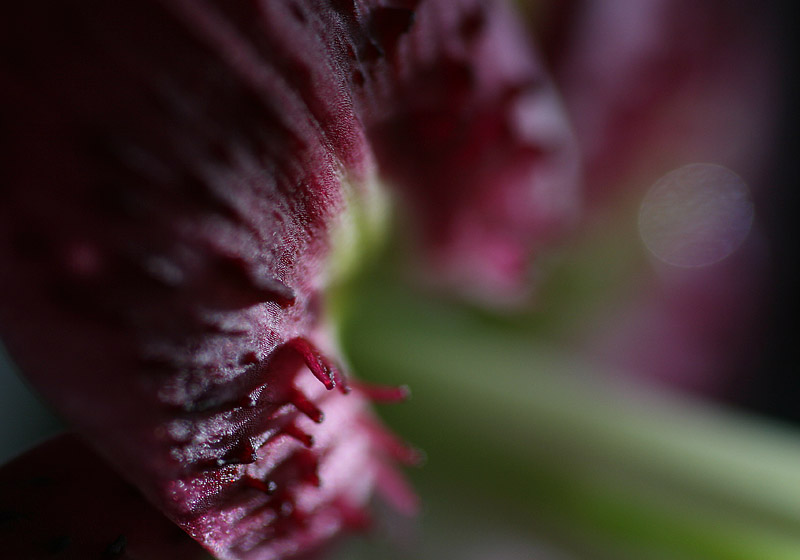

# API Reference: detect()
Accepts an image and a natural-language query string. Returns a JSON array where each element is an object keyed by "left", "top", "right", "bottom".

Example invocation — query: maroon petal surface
[
  {"left": 0, "top": 434, "right": 209, "bottom": 560},
  {"left": 0, "top": 2, "right": 390, "bottom": 557},
  {"left": 0, "top": 0, "right": 574, "bottom": 558}
]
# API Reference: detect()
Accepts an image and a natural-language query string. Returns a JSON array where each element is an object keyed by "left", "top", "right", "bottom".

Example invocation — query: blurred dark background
[{"left": 742, "top": 0, "right": 800, "bottom": 424}]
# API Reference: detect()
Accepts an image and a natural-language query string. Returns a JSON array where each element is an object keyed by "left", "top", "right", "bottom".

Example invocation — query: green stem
[{"left": 341, "top": 279, "right": 800, "bottom": 560}]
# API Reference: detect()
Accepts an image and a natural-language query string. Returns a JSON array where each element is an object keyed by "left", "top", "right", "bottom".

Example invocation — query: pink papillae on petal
[
  {"left": 0, "top": 1, "right": 574, "bottom": 558},
  {"left": 0, "top": 2, "right": 388, "bottom": 557}
]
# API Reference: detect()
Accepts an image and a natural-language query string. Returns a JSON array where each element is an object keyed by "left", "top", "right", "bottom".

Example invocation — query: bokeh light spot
[{"left": 638, "top": 163, "right": 754, "bottom": 267}]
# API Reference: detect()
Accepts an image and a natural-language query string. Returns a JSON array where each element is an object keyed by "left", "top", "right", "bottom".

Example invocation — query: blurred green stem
[{"left": 341, "top": 275, "right": 800, "bottom": 560}]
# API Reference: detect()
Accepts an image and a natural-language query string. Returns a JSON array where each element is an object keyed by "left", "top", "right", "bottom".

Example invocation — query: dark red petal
[
  {"left": 0, "top": 0, "right": 574, "bottom": 557},
  {"left": 0, "top": 434, "right": 208, "bottom": 560},
  {"left": 0, "top": 1, "right": 389, "bottom": 557}
]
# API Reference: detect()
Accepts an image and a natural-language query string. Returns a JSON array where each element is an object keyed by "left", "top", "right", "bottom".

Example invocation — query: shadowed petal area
[{"left": 0, "top": 434, "right": 209, "bottom": 560}]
